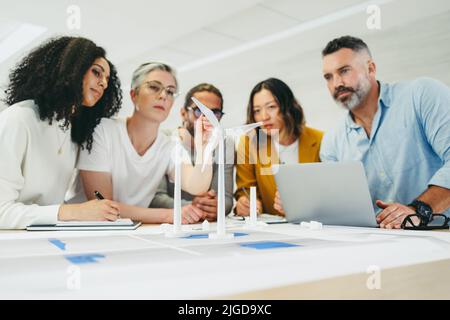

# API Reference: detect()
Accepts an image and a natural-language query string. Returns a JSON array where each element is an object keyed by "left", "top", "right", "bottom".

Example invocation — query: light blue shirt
[{"left": 320, "top": 78, "right": 450, "bottom": 215}]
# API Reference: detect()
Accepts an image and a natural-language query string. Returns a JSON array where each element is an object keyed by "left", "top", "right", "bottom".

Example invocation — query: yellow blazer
[{"left": 235, "top": 126, "right": 323, "bottom": 216}]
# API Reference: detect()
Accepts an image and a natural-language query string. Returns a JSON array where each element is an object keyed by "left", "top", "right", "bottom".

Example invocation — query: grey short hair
[
  {"left": 130, "top": 62, "right": 178, "bottom": 91},
  {"left": 322, "top": 35, "right": 372, "bottom": 58}
]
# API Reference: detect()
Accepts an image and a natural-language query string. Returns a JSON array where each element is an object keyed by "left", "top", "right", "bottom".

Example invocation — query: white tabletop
[{"left": 0, "top": 222, "right": 449, "bottom": 299}]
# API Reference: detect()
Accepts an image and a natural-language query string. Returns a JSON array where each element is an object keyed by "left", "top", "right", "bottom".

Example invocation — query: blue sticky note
[
  {"left": 239, "top": 241, "right": 300, "bottom": 250},
  {"left": 183, "top": 234, "right": 209, "bottom": 239},
  {"left": 65, "top": 254, "right": 105, "bottom": 265},
  {"left": 49, "top": 239, "right": 66, "bottom": 251},
  {"left": 182, "top": 232, "right": 249, "bottom": 239},
  {"left": 233, "top": 233, "right": 249, "bottom": 237}
]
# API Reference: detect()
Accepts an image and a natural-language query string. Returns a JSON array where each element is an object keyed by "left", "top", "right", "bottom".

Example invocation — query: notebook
[
  {"left": 26, "top": 219, "right": 142, "bottom": 231},
  {"left": 227, "top": 213, "right": 287, "bottom": 224}
]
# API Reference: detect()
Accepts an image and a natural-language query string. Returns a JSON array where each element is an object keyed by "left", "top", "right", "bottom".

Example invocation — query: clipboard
[{"left": 26, "top": 219, "right": 142, "bottom": 231}]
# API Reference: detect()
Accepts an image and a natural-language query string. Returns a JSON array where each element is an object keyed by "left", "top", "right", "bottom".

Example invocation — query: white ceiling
[{"left": 1, "top": 0, "right": 449, "bottom": 131}]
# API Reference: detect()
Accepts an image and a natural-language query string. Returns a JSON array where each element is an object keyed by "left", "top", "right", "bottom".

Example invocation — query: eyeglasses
[
  {"left": 142, "top": 81, "right": 179, "bottom": 99},
  {"left": 401, "top": 213, "right": 449, "bottom": 230},
  {"left": 186, "top": 105, "right": 224, "bottom": 120}
]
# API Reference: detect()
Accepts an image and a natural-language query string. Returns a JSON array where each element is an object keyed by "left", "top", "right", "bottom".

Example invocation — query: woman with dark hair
[
  {"left": 0, "top": 36, "right": 123, "bottom": 229},
  {"left": 235, "top": 78, "right": 323, "bottom": 216}
]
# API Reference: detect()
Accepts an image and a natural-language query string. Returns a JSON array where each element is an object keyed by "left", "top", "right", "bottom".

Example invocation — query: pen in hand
[
  {"left": 241, "top": 187, "right": 261, "bottom": 214},
  {"left": 94, "top": 190, "right": 121, "bottom": 219},
  {"left": 235, "top": 187, "right": 250, "bottom": 220},
  {"left": 94, "top": 190, "right": 104, "bottom": 200},
  {"left": 237, "top": 187, "right": 260, "bottom": 217},
  {"left": 241, "top": 187, "right": 250, "bottom": 199}
]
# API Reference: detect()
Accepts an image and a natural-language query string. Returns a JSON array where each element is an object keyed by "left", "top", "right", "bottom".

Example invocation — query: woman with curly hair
[{"left": 0, "top": 36, "right": 123, "bottom": 229}]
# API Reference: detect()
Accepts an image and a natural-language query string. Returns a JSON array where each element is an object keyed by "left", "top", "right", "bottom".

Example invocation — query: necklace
[{"left": 56, "top": 126, "right": 70, "bottom": 155}]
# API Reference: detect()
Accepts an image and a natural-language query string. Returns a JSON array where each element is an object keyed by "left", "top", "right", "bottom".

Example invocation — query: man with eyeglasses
[{"left": 150, "top": 83, "right": 234, "bottom": 221}]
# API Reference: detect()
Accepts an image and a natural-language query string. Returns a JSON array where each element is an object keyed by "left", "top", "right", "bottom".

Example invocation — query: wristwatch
[{"left": 408, "top": 200, "right": 433, "bottom": 226}]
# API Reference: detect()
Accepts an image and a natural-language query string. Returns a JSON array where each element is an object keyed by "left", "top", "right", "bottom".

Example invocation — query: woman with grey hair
[{"left": 77, "top": 62, "right": 213, "bottom": 224}]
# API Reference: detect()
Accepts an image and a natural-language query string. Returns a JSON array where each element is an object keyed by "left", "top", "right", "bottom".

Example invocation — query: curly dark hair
[{"left": 4, "top": 36, "right": 122, "bottom": 151}]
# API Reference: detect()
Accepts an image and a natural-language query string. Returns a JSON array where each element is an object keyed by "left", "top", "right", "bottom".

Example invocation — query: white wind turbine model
[
  {"left": 165, "top": 135, "right": 189, "bottom": 238},
  {"left": 191, "top": 97, "right": 262, "bottom": 239}
]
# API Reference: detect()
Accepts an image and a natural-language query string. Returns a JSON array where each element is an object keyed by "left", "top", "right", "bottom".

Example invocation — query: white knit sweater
[{"left": 0, "top": 100, "right": 78, "bottom": 229}]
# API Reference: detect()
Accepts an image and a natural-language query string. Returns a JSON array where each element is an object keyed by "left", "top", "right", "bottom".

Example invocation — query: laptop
[{"left": 274, "top": 162, "right": 379, "bottom": 227}]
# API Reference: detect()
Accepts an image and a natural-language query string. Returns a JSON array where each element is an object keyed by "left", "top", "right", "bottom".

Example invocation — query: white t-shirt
[
  {"left": 274, "top": 139, "right": 299, "bottom": 164},
  {"left": 77, "top": 118, "right": 178, "bottom": 207},
  {"left": 0, "top": 100, "right": 78, "bottom": 229}
]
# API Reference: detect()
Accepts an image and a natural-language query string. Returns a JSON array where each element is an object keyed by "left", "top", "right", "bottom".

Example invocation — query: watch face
[
  {"left": 420, "top": 204, "right": 432, "bottom": 214},
  {"left": 416, "top": 202, "right": 432, "bottom": 225}
]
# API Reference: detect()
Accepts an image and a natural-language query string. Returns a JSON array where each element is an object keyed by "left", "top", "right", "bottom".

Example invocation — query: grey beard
[
  {"left": 338, "top": 91, "right": 362, "bottom": 110},
  {"left": 336, "top": 78, "right": 371, "bottom": 111}
]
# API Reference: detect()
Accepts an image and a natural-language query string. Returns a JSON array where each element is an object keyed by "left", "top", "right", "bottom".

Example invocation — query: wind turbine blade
[
  {"left": 201, "top": 145, "right": 213, "bottom": 172},
  {"left": 201, "top": 131, "right": 219, "bottom": 171},
  {"left": 191, "top": 97, "right": 220, "bottom": 128},
  {"left": 225, "top": 122, "right": 263, "bottom": 137}
]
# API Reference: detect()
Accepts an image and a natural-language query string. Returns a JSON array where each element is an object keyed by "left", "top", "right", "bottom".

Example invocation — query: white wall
[{"left": 1, "top": 0, "right": 449, "bottom": 134}]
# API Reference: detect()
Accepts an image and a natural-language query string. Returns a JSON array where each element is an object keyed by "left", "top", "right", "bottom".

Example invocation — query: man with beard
[{"left": 320, "top": 36, "right": 450, "bottom": 229}]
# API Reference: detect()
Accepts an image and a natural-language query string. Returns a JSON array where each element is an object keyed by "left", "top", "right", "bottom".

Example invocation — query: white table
[{"left": 0, "top": 223, "right": 449, "bottom": 299}]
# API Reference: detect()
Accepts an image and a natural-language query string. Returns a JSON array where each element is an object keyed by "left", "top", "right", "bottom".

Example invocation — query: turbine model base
[
  {"left": 165, "top": 230, "right": 190, "bottom": 238},
  {"left": 245, "top": 220, "right": 268, "bottom": 229},
  {"left": 161, "top": 224, "right": 189, "bottom": 238},
  {"left": 208, "top": 232, "right": 235, "bottom": 240}
]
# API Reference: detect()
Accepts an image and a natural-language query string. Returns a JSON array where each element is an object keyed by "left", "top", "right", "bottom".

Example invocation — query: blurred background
[{"left": 1, "top": 0, "right": 449, "bottom": 131}]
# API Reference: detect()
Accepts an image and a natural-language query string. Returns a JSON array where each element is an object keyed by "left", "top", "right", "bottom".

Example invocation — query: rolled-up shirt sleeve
[{"left": 415, "top": 78, "right": 450, "bottom": 189}]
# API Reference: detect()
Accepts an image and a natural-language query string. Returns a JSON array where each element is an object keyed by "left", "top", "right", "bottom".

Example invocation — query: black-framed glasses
[
  {"left": 142, "top": 81, "right": 179, "bottom": 99},
  {"left": 401, "top": 213, "right": 449, "bottom": 230},
  {"left": 186, "top": 105, "right": 224, "bottom": 120}
]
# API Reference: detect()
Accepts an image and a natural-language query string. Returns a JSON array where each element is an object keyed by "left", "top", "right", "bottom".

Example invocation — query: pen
[
  {"left": 94, "top": 190, "right": 104, "bottom": 200},
  {"left": 241, "top": 187, "right": 250, "bottom": 199},
  {"left": 231, "top": 188, "right": 249, "bottom": 221},
  {"left": 230, "top": 214, "right": 245, "bottom": 221},
  {"left": 94, "top": 190, "right": 121, "bottom": 219},
  {"left": 241, "top": 187, "right": 261, "bottom": 214}
]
